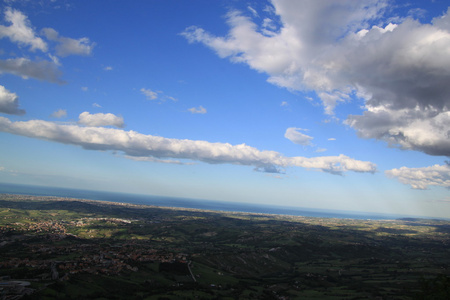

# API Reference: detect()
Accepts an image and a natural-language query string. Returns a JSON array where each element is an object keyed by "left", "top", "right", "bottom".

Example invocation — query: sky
[{"left": 0, "top": 0, "right": 449, "bottom": 218}]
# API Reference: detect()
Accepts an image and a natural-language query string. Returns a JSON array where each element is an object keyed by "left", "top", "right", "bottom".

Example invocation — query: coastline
[{"left": 0, "top": 182, "right": 443, "bottom": 221}]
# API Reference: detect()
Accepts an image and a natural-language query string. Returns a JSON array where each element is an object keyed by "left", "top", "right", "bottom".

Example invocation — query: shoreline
[{"left": 2, "top": 193, "right": 446, "bottom": 224}]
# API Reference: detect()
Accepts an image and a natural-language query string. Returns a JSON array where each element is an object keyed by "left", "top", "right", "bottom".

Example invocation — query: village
[
  {"left": 1, "top": 217, "right": 190, "bottom": 277},
  {"left": 0, "top": 210, "right": 192, "bottom": 299}
]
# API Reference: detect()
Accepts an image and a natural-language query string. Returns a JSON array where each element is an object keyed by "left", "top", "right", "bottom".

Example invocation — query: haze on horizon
[{"left": 0, "top": 0, "right": 449, "bottom": 219}]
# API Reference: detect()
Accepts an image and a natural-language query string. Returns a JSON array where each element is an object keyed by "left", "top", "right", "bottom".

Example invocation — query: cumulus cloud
[
  {"left": 284, "top": 127, "right": 313, "bottom": 146},
  {"left": 0, "top": 7, "right": 47, "bottom": 52},
  {"left": 0, "top": 57, "right": 64, "bottom": 83},
  {"left": 346, "top": 108, "right": 450, "bottom": 156},
  {"left": 188, "top": 105, "right": 207, "bottom": 114},
  {"left": 50, "top": 109, "right": 67, "bottom": 118},
  {"left": 182, "top": 0, "right": 450, "bottom": 157},
  {"left": 386, "top": 164, "right": 450, "bottom": 190},
  {"left": 0, "top": 85, "right": 25, "bottom": 115},
  {"left": 0, "top": 8, "right": 94, "bottom": 84},
  {"left": 78, "top": 112, "right": 124, "bottom": 128},
  {"left": 0, "top": 116, "right": 376, "bottom": 175}
]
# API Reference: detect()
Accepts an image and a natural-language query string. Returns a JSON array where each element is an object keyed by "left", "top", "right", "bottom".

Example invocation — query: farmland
[{"left": 1, "top": 194, "right": 449, "bottom": 299}]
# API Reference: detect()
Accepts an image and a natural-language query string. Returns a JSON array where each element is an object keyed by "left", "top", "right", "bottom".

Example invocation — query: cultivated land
[{"left": 0, "top": 194, "right": 449, "bottom": 299}]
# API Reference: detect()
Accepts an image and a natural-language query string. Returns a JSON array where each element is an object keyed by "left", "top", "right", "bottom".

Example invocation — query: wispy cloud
[
  {"left": 140, "top": 88, "right": 158, "bottom": 100},
  {"left": 50, "top": 109, "right": 67, "bottom": 118},
  {"left": 285, "top": 127, "right": 313, "bottom": 146},
  {"left": 425, "top": 197, "right": 450, "bottom": 204},
  {"left": 247, "top": 6, "right": 259, "bottom": 18},
  {"left": 188, "top": 105, "right": 207, "bottom": 114},
  {"left": 42, "top": 27, "right": 95, "bottom": 57},
  {"left": 140, "top": 88, "right": 177, "bottom": 102},
  {"left": 125, "top": 156, "right": 196, "bottom": 165}
]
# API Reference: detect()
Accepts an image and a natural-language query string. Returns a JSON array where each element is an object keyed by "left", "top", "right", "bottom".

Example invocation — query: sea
[{"left": 0, "top": 182, "right": 435, "bottom": 220}]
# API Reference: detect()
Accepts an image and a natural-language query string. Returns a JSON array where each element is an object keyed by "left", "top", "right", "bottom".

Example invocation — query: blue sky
[{"left": 0, "top": 0, "right": 449, "bottom": 218}]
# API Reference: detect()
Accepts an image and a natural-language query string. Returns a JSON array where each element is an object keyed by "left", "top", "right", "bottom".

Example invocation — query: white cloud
[
  {"left": 125, "top": 156, "right": 196, "bottom": 165},
  {"left": 262, "top": 17, "right": 276, "bottom": 30},
  {"left": 81, "top": 87, "right": 88, "bottom": 92},
  {"left": 42, "top": 27, "right": 95, "bottom": 57},
  {"left": 104, "top": 66, "right": 113, "bottom": 71},
  {"left": 50, "top": 109, "right": 67, "bottom": 118},
  {"left": 0, "top": 8, "right": 95, "bottom": 84},
  {"left": 140, "top": 88, "right": 158, "bottom": 100},
  {"left": 0, "top": 7, "right": 47, "bottom": 52},
  {"left": 280, "top": 101, "right": 288, "bottom": 106},
  {"left": 0, "top": 116, "right": 376, "bottom": 175},
  {"left": 328, "top": 138, "right": 336, "bottom": 141},
  {"left": 284, "top": 127, "right": 313, "bottom": 146},
  {"left": 188, "top": 105, "right": 207, "bottom": 114},
  {"left": 182, "top": 1, "right": 450, "bottom": 157},
  {"left": 48, "top": 53, "right": 60, "bottom": 66},
  {"left": 0, "top": 8, "right": 95, "bottom": 58},
  {"left": 141, "top": 88, "right": 177, "bottom": 102},
  {"left": 386, "top": 164, "right": 450, "bottom": 190},
  {"left": 165, "top": 96, "right": 177, "bottom": 102},
  {"left": 248, "top": 6, "right": 259, "bottom": 18},
  {"left": 78, "top": 112, "right": 124, "bottom": 128},
  {"left": 346, "top": 108, "right": 450, "bottom": 156},
  {"left": 92, "top": 103, "right": 101, "bottom": 108},
  {"left": 0, "top": 85, "right": 25, "bottom": 115},
  {"left": 0, "top": 57, "right": 64, "bottom": 83}
]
